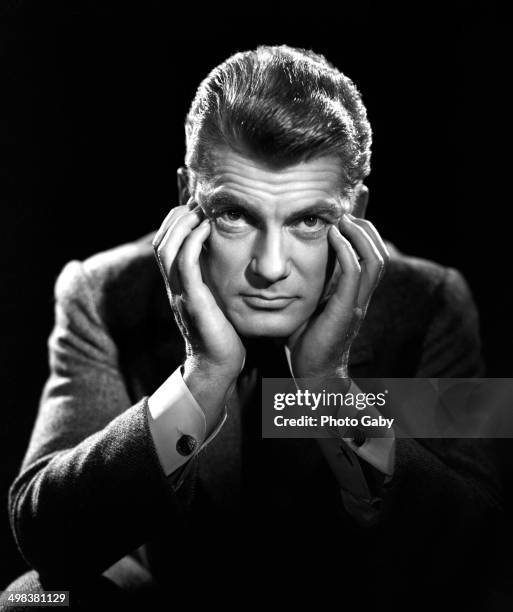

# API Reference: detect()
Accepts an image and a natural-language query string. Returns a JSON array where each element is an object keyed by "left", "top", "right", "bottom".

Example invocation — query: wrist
[
  {"left": 291, "top": 348, "right": 350, "bottom": 381},
  {"left": 183, "top": 358, "right": 239, "bottom": 387},
  {"left": 295, "top": 374, "right": 352, "bottom": 396},
  {"left": 183, "top": 359, "right": 237, "bottom": 436}
]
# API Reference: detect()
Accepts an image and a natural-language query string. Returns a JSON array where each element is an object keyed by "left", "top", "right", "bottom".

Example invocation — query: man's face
[{"left": 194, "top": 149, "right": 348, "bottom": 339}]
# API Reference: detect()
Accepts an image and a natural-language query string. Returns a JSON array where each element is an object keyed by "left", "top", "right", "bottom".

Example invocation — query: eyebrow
[{"left": 200, "top": 192, "right": 343, "bottom": 223}]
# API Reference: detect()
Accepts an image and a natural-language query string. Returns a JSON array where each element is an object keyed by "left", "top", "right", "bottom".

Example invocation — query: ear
[
  {"left": 352, "top": 183, "right": 369, "bottom": 219},
  {"left": 177, "top": 166, "right": 191, "bottom": 206}
]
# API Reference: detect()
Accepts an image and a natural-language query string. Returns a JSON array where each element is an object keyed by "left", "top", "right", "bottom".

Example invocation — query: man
[{"left": 5, "top": 46, "right": 503, "bottom": 609}]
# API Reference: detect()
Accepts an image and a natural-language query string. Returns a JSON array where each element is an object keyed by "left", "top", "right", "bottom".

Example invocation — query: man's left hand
[{"left": 287, "top": 214, "right": 389, "bottom": 379}]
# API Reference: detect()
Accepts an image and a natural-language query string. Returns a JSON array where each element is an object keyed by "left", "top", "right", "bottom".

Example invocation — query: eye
[
  {"left": 295, "top": 215, "right": 327, "bottom": 231},
  {"left": 223, "top": 210, "right": 243, "bottom": 222},
  {"left": 302, "top": 215, "right": 321, "bottom": 227},
  {"left": 214, "top": 208, "right": 251, "bottom": 230}
]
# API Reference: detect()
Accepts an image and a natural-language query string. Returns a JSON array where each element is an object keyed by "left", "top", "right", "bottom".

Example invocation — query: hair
[{"left": 185, "top": 45, "right": 372, "bottom": 197}]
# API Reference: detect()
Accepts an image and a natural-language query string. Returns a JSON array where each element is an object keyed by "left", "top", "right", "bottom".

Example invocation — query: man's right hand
[{"left": 152, "top": 202, "right": 246, "bottom": 434}]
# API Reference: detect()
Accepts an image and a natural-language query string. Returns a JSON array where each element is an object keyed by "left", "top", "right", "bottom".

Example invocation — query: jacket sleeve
[
  {"left": 8, "top": 260, "right": 190, "bottom": 578},
  {"left": 358, "top": 267, "right": 503, "bottom": 583}
]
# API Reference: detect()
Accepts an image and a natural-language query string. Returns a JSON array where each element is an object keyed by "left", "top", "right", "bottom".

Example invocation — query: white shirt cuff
[
  {"left": 147, "top": 366, "right": 227, "bottom": 477},
  {"left": 341, "top": 381, "right": 396, "bottom": 477},
  {"left": 342, "top": 436, "right": 396, "bottom": 477}
]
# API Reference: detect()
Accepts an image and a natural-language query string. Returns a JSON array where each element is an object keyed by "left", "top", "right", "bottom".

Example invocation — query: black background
[{"left": 1, "top": 0, "right": 510, "bottom": 587}]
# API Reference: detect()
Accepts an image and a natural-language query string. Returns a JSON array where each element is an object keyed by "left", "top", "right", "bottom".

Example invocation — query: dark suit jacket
[{"left": 8, "top": 232, "right": 504, "bottom": 607}]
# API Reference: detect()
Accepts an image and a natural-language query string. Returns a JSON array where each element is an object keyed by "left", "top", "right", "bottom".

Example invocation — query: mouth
[{"left": 240, "top": 294, "right": 298, "bottom": 310}]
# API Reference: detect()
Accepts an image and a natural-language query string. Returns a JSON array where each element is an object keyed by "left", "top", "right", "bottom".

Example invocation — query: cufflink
[
  {"left": 176, "top": 434, "right": 198, "bottom": 456},
  {"left": 351, "top": 429, "right": 367, "bottom": 448}
]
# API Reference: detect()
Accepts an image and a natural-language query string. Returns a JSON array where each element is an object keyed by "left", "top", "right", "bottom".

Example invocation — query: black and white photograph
[{"left": 1, "top": 2, "right": 511, "bottom": 609}]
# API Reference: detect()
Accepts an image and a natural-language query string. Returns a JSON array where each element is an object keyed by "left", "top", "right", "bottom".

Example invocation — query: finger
[
  {"left": 352, "top": 184, "right": 369, "bottom": 218},
  {"left": 152, "top": 196, "right": 202, "bottom": 250},
  {"left": 152, "top": 202, "right": 189, "bottom": 250},
  {"left": 168, "top": 244, "right": 196, "bottom": 340},
  {"left": 177, "top": 219, "right": 211, "bottom": 298},
  {"left": 322, "top": 224, "right": 361, "bottom": 323},
  {"left": 156, "top": 207, "right": 204, "bottom": 276},
  {"left": 170, "top": 295, "right": 188, "bottom": 340},
  {"left": 338, "top": 215, "right": 384, "bottom": 308},
  {"left": 348, "top": 215, "right": 390, "bottom": 266},
  {"left": 153, "top": 207, "right": 180, "bottom": 249},
  {"left": 175, "top": 220, "right": 229, "bottom": 341},
  {"left": 320, "top": 254, "right": 341, "bottom": 303},
  {"left": 155, "top": 208, "right": 204, "bottom": 299}
]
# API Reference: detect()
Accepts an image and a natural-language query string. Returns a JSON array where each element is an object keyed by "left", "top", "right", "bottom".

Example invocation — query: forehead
[{"left": 194, "top": 149, "right": 348, "bottom": 214}]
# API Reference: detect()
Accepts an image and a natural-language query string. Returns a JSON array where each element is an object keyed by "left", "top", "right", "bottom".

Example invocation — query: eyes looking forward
[{"left": 213, "top": 208, "right": 333, "bottom": 239}]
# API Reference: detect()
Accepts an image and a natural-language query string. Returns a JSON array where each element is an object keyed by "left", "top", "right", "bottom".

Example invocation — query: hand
[
  {"left": 152, "top": 202, "right": 246, "bottom": 432},
  {"left": 287, "top": 213, "right": 389, "bottom": 380}
]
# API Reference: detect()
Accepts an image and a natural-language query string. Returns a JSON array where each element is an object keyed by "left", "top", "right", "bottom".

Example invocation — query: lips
[
  {"left": 243, "top": 294, "right": 294, "bottom": 300},
  {"left": 241, "top": 294, "right": 297, "bottom": 309}
]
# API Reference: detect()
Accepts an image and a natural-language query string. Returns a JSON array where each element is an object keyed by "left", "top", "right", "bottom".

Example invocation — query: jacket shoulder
[
  {"left": 384, "top": 242, "right": 448, "bottom": 294},
  {"left": 61, "top": 231, "right": 169, "bottom": 341},
  {"left": 381, "top": 242, "right": 475, "bottom": 318},
  {"left": 363, "top": 242, "right": 479, "bottom": 376}
]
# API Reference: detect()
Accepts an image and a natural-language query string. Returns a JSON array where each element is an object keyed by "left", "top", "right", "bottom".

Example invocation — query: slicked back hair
[{"left": 185, "top": 45, "right": 372, "bottom": 197}]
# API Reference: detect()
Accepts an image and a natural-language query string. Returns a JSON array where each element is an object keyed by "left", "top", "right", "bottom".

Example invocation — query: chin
[{"left": 230, "top": 311, "right": 304, "bottom": 339}]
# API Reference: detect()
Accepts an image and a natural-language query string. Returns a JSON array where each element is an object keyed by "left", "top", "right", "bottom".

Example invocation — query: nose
[{"left": 250, "top": 228, "right": 291, "bottom": 283}]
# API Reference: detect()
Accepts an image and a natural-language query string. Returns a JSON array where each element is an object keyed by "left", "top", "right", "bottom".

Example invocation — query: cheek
[
  {"left": 294, "top": 240, "right": 330, "bottom": 296},
  {"left": 201, "top": 231, "right": 249, "bottom": 293}
]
